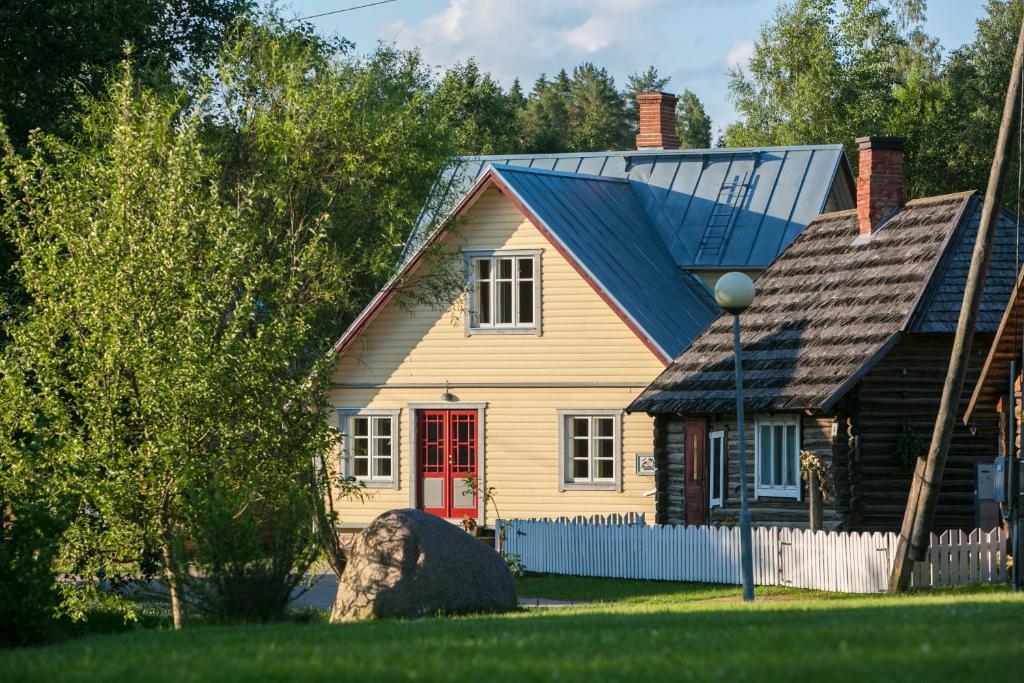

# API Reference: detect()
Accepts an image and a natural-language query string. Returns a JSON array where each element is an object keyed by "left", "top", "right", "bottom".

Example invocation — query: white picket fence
[{"left": 498, "top": 518, "right": 1008, "bottom": 593}]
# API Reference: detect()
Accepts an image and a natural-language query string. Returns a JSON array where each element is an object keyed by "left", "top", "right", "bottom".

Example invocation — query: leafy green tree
[
  {"left": 0, "top": 0, "right": 252, "bottom": 146},
  {"left": 0, "top": 16, "right": 457, "bottom": 632},
  {"left": 676, "top": 89, "right": 713, "bottom": 148},
  {"left": 434, "top": 59, "right": 521, "bottom": 155},
  {"left": 724, "top": 0, "right": 932, "bottom": 175}
]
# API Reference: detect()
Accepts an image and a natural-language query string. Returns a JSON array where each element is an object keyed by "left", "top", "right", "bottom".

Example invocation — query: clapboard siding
[{"left": 328, "top": 186, "right": 665, "bottom": 525}]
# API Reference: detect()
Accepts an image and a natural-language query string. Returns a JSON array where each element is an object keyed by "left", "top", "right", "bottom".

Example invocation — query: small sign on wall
[{"left": 636, "top": 453, "right": 656, "bottom": 476}]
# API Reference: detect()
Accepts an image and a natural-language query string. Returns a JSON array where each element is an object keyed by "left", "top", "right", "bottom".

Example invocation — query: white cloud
[
  {"left": 380, "top": 0, "right": 674, "bottom": 85},
  {"left": 725, "top": 40, "right": 755, "bottom": 69}
]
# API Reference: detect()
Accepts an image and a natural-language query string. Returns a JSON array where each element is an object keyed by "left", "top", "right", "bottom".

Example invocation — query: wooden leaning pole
[{"left": 889, "top": 15, "right": 1024, "bottom": 592}]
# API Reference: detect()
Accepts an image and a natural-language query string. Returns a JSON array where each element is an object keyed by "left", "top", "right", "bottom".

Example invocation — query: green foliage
[
  {"left": 0, "top": 13, "right": 460, "bottom": 629},
  {"left": 0, "top": 500, "right": 65, "bottom": 646},
  {"left": 893, "top": 423, "right": 927, "bottom": 469},
  {"left": 0, "top": 0, "right": 252, "bottom": 146},
  {"left": 726, "top": 0, "right": 1024, "bottom": 202},
  {"left": 676, "top": 89, "right": 713, "bottom": 149},
  {"left": 434, "top": 59, "right": 522, "bottom": 155}
]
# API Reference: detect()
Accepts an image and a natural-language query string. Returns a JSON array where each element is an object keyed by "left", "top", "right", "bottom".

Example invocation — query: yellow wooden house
[{"left": 327, "top": 92, "right": 854, "bottom": 528}]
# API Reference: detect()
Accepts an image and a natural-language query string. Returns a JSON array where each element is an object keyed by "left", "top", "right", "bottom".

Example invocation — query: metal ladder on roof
[{"left": 696, "top": 172, "right": 750, "bottom": 259}]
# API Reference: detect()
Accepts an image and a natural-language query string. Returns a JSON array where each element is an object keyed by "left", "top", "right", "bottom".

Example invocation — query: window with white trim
[
  {"left": 558, "top": 410, "right": 622, "bottom": 491},
  {"left": 755, "top": 415, "right": 800, "bottom": 499},
  {"left": 338, "top": 409, "right": 400, "bottom": 488},
  {"left": 467, "top": 250, "right": 540, "bottom": 333},
  {"left": 709, "top": 430, "right": 725, "bottom": 508}
]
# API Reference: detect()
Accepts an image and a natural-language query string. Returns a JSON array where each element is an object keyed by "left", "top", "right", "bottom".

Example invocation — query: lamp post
[{"left": 714, "top": 271, "right": 756, "bottom": 602}]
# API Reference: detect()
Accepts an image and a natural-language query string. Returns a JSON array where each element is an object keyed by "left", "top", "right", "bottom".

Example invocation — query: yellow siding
[{"left": 329, "top": 186, "right": 666, "bottom": 524}]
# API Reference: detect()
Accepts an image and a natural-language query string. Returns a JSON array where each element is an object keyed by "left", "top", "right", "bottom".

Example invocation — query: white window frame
[
  {"left": 709, "top": 430, "right": 726, "bottom": 508},
  {"left": 337, "top": 408, "right": 401, "bottom": 489},
  {"left": 754, "top": 414, "right": 801, "bottom": 500},
  {"left": 557, "top": 409, "right": 622, "bottom": 492},
  {"left": 463, "top": 249, "right": 542, "bottom": 336}
]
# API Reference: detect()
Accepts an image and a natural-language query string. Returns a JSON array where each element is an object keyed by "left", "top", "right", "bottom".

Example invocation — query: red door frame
[
  {"left": 684, "top": 420, "right": 709, "bottom": 525},
  {"left": 416, "top": 409, "right": 479, "bottom": 519}
]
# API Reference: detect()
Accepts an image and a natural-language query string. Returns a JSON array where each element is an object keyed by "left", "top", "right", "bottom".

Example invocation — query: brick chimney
[
  {"left": 636, "top": 91, "right": 680, "bottom": 150},
  {"left": 856, "top": 136, "right": 905, "bottom": 236}
]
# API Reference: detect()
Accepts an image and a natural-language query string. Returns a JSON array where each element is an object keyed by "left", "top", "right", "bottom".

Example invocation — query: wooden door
[
  {"left": 417, "top": 410, "right": 479, "bottom": 519},
  {"left": 684, "top": 420, "right": 709, "bottom": 525}
]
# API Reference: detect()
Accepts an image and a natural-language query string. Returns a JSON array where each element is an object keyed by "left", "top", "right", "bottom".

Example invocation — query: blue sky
[{"left": 279, "top": 0, "right": 986, "bottom": 134}]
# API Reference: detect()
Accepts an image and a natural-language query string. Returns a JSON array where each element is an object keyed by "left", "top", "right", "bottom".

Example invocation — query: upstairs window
[
  {"left": 465, "top": 250, "right": 541, "bottom": 334},
  {"left": 755, "top": 415, "right": 800, "bottom": 500}
]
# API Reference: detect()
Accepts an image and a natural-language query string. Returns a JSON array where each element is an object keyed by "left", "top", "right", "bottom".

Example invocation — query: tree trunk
[{"left": 161, "top": 541, "right": 186, "bottom": 630}]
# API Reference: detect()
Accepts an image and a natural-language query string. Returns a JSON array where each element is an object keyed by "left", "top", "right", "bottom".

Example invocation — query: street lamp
[{"left": 714, "top": 271, "right": 756, "bottom": 602}]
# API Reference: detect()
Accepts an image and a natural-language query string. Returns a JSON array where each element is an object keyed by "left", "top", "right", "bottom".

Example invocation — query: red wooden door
[
  {"left": 684, "top": 420, "right": 709, "bottom": 525},
  {"left": 417, "top": 410, "right": 479, "bottom": 519}
]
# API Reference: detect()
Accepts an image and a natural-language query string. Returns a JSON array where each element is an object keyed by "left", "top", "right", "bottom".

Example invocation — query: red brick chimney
[
  {"left": 636, "top": 91, "right": 680, "bottom": 150},
  {"left": 856, "top": 136, "right": 905, "bottom": 236}
]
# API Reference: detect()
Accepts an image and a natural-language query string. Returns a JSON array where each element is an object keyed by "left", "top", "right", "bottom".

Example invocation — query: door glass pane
[
  {"left": 759, "top": 424, "right": 771, "bottom": 484},
  {"left": 772, "top": 425, "right": 784, "bottom": 486},
  {"left": 786, "top": 424, "right": 798, "bottom": 487}
]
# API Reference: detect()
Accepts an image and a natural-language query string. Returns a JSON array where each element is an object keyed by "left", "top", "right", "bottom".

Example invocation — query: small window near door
[
  {"left": 338, "top": 409, "right": 400, "bottom": 489},
  {"left": 755, "top": 415, "right": 800, "bottom": 499},
  {"left": 465, "top": 249, "right": 541, "bottom": 334},
  {"left": 709, "top": 430, "right": 725, "bottom": 508},
  {"left": 558, "top": 410, "right": 621, "bottom": 491}
]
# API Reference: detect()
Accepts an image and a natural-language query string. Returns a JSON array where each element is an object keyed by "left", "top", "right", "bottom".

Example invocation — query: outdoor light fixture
[
  {"left": 441, "top": 380, "right": 456, "bottom": 402},
  {"left": 714, "top": 271, "right": 756, "bottom": 602}
]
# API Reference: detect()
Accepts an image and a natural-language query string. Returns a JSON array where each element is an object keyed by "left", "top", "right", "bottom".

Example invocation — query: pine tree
[
  {"left": 567, "top": 63, "right": 631, "bottom": 151},
  {"left": 676, "top": 89, "right": 712, "bottom": 149}
]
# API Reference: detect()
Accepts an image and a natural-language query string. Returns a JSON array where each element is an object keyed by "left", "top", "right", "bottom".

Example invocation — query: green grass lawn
[{"left": 3, "top": 576, "right": 1022, "bottom": 682}]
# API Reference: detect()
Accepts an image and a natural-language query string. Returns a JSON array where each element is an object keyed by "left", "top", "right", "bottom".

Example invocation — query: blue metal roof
[
  {"left": 402, "top": 145, "right": 853, "bottom": 269},
  {"left": 490, "top": 165, "right": 720, "bottom": 359}
]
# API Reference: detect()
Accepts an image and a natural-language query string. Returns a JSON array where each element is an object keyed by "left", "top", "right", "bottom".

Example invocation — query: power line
[{"left": 290, "top": 0, "right": 398, "bottom": 23}]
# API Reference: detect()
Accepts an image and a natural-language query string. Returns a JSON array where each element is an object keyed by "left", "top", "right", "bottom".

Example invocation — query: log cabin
[
  {"left": 629, "top": 137, "right": 1021, "bottom": 532},
  {"left": 324, "top": 92, "right": 854, "bottom": 529}
]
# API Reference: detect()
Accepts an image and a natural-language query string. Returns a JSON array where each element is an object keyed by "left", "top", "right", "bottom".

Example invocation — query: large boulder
[{"left": 330, "top": 508, "right": 516, "bottom": 622}]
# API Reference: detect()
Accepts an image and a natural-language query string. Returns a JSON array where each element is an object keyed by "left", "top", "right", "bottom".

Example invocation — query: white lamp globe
[{"left": 714, "top": 271, "right": 755, "bottom": 314}]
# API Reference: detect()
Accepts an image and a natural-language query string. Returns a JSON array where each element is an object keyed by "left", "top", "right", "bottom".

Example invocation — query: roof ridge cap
[
  {"left": 904, "top": 190, "right": 978, "bottom": 206},
  {"left": 490, "top": 163, "right": 627, "bottom": 184}
]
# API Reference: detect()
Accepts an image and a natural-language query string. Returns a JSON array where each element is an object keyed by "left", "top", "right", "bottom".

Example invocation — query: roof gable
[
  {"left": 629, "top": 192, "right": 998, "bottom": 415},
  {"left": 491, "top": 165, "right": 719, "bottom": 359}
]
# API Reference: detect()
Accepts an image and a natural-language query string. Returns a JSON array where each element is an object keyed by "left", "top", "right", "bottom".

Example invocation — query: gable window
[
  {"left": 557, "top": 409, "right": 622, "bottom": 491},
  {"left": 465, "top": 249, "right": 541, "bottom": 334},
  {"left": 338, "top": 409, "right": 400, "bottom": 489},
  {"left": 755, "top": 415, "right": 800, "bottom": 500}
]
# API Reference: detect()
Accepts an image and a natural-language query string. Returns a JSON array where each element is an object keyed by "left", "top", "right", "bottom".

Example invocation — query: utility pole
[{"left": 889, "top": 15, "right": 1024, "bottom": 591}]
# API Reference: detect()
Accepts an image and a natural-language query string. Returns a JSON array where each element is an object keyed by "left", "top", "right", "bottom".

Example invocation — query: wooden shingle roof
[{"left": 629, "top": 191, "right": 1019, "bottom": 415}]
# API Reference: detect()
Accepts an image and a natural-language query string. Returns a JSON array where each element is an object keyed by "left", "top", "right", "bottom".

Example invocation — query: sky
[{"left": 278, "top": 0, "right": 988, "bottom": 134}]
